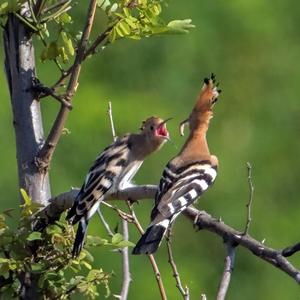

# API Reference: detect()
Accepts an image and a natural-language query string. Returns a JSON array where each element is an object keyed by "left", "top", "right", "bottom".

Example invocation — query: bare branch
[
  {"left": 184, "top": 206, "right": 300, "bottom": 285},
  {"left": 244, "top": 162, "right": 254, "bottom": 234},
  {"left": 282, "top": 242, "right": 300, "bottom": 257},
  {"left": 97, "top": 208, "right": 114, "bottom": 237},
  {"left": 36, "top": 0, "right": 98, "bottom": 170},
  {"left": 106, "top": 99, "right": 130, "bottom": 300},
  {"left": 166, "top": 226, "right": 189, "bottom": 300},
  {"left": 107, "top": 101, "right": 117, "bottom": 141},
  {"left": 216, "top": 242, "right": 236, "bottom": 300},
  {"left": 120, "top": 219, "right": 131, "bottom": 300},
  {"left": 127, "top": 202, "right": 168, "bottom": 300}
]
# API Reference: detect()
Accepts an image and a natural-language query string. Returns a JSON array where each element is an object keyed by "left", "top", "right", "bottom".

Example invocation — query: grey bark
[{"left": 3, "top": 14, "right": 51, "bottom": 206}]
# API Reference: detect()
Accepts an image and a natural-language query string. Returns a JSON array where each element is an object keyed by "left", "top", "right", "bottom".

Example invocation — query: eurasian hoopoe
[
  {"left": 132, "top": 74, "right": 221, "bottom": 255},
  {"left": 67, "top": 116, "right": 170, "bottom": 257}
]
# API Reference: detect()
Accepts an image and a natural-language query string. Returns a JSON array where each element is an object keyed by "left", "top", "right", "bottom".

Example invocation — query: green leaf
[
  {"left": 81, "top": 261, "right": 92, "bottom": 270},
  {"left": 97, "top": 0, "right": 110, "bottom": 10},
  {"left": 61, "top": 32, "right": 75, "bottom": 56},
  {"left": 0, "top": 258, "right": 9, "bottom": 264},
  {"left": 115, "top": 240, "right": 135, "bottom": 248},
  {"left": 167, "top": 19, "right": 195, "bottom": 34},
  {"left": 31, "top": 262, "right": 45, "bottom": 273},
  {"left": 58, "top": 12, "right": 72, "bottom": 24},
  {"left": 20, "top": 189, "right": 31, "bottom": 206},
  {"left": 0, "top": 2, "right": 8, "bottom": 15},
  {"left": 87, "top": 269, "right": 104, "bottom": 281},
  {"left": 111, "top": 233, "right": 123, "bottom": 244},
  {"left": 27, "top": 231, "right": 42, "bottom": 241}
]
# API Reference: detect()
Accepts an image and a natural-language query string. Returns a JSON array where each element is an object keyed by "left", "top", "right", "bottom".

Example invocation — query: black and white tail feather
[
  {"left": 132, "top": 160, "right": 217, "bottom": 255},
  {"left": 66, "top": 136, "right": 132, "bottom": 257}
]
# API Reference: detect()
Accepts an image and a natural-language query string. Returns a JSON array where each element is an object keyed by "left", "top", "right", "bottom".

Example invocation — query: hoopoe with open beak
[
  {"left": 132, "top": 74, "right": 221, "bottom": 255},
  {"left": 67, "top": 116, "right": 170, "bottom": 257}
]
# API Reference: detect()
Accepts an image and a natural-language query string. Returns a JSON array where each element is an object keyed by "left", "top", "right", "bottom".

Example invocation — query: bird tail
[
  {"left": 132, "top": 220, "right": 170, "bottom": 255},
  {"left": 72, "top": 218, "right": 89, "bottom": 258}
]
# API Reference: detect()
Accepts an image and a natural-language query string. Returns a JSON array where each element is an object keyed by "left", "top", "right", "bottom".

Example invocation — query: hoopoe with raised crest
[
  {"left": 67, "top": 116, "right": 170, "bottom": 257},
  {"left": 132, "top": 74, "right": 221, "bottom": 255}
]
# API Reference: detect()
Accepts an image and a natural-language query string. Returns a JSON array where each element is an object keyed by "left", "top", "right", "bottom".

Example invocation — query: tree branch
[
  {"left": 36, "top": 0, "right": 98, "bottom": 171},
  {"left": 184, "top": 206, "right": 300, "bottom": 285},
  {"left": 216, "top": 242, "right": 236, "bottom": 300},
  {"left": 33, "top": 186, "right": 300, "bottom": 286}
]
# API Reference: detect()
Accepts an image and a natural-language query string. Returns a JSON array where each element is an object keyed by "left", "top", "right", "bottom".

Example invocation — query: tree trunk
[{"left": 3, "top": 14, "right": 51, "bottom": 206}]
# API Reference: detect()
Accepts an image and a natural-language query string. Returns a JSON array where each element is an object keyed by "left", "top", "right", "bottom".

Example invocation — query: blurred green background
[{"left": 1, "top": 0, "right": 300, "bottom": 299}]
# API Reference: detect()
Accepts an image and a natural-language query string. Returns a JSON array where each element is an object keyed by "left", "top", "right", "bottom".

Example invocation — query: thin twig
[
  {"left": 166, "top": 226, "right": 189, "bottom": 300},
  {"left": 107, "top": 101, "right": 117, "bottom": 142},
  {"left": 97, "top": 208, "right": 114, "bottom": 237},
  {"left": 243, "top": 162, "right": 254, "bottom": 234},
  {"left": 282, "top": 242, "right": 300, "bottom": 257},
  {"left": 120, "top": 219, "right": 131, "bottom": 300},
  {"left": 127, "top": 202, "right": 168, "bottom": 300},
  {"left": 101, "top": 201, "right": 133, "bottom": 222},
  {"left": 84, "top": 26, "right": 113, "bottom": 58},
  {"left": 216, "top": 242, "right": 236, "bottom": 300},
  {"left": 106, "top": 99, "right": 130, "bottom": 300},
  {"left": 42, "top": 0, "right": 70, "bottom": 14},
  {"left": 36, "top": 0, "right": 98, "bottom": 170},
  {"left": 33, "top": 81, "right": 72, "bottom": 109},
  {"left": 50, "top": 27, "right": 112, "bottom": 92}
]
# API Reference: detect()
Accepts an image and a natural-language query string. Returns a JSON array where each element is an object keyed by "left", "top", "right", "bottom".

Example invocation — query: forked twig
[
  {"left": 166, "top": 226, "right": 189, "bottom": 300},
  {"left": 127, "top": 202, "right": 168, "bottom": 300}
]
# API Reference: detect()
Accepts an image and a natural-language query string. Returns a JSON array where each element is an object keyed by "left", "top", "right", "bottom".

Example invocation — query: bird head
[
  {"left": 140, "top": 116, "right": 171, "bottom": 150},
  {"left": 180, "top": 74, "right": 221, "bottom": 136}
]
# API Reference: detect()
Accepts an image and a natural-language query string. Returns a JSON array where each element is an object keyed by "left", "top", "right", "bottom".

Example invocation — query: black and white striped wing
[
  {"left": 153, "top": 161, "right": 217, "bottom": 220},
  {"left": 67, "top": 137, "right": 130, "bottom": 224}
]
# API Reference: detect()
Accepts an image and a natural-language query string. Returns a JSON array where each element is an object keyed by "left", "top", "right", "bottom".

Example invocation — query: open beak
[
  {"left": 156, "top": 117, "right": 172, "bottom": 140},
  {"left": 179, "top": 118, "right": 189, "bottom": 136}
]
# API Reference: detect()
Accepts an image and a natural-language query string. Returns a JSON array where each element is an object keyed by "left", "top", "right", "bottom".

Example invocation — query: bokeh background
[{"left": 1, "top": 1, "right": 300, "bottom": 299}]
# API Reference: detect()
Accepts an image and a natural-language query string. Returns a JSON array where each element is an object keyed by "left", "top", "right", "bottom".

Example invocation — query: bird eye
[{"left": 150, "top": 126, "right": 154, "bottom": 130}]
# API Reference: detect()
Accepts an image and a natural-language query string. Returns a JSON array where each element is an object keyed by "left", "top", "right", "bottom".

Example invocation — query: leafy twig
[
  {"left": 243, "top": 162, "right": 254, "bottom": 235},
  {"left": 166, "top": 226, "right": 189, "bottom": 300},
  {"left": 36, "top": 0, "right": 98, "bottom": 171},
  {"left": 49, "top": 27, "right": 112, "bottom": 92}
]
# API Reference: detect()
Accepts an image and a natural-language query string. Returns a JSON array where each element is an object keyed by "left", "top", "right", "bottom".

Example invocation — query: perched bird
[
  {"left": 132, "top": 74, "right": 221, "bottom": 255},
  {"left": 67, "top": 116, "right": 170, "bottom": 257}
]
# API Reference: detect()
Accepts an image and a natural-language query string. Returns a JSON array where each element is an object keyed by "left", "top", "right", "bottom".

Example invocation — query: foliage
[
  {"left": 0, "top": 190, "right": 134, "bottom": 299},
  {"left": 0, "top": 0, "right": 194, "bottom": 64}
]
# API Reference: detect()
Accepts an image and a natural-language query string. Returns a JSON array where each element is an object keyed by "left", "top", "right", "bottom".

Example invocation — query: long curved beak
[{"left": 179, "top": 118, "right": 189, "bottom": 136}]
